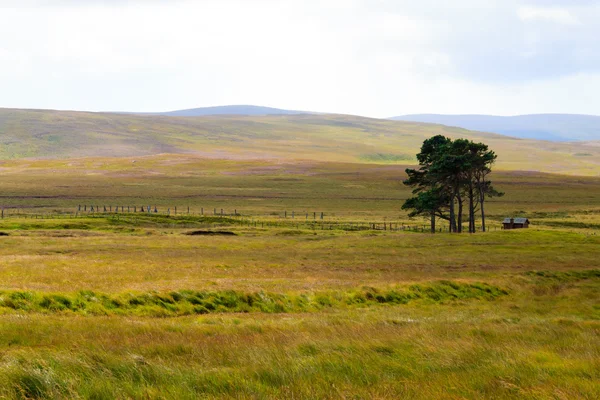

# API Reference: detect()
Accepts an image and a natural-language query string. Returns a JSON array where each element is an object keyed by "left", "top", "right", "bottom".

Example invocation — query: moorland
[{"left": 0, "top": 109, "right": 599, "bottom": 399}]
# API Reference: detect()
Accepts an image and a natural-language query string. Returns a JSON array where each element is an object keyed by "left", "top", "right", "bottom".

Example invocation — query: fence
[{"left": 0, "top": 205, "right": 503, "bottom": 233}]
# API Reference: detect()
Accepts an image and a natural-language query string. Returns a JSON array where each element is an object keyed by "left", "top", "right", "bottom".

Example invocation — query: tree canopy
[{"left": 403, "top": 135, "right": 503, "bottom": 233}]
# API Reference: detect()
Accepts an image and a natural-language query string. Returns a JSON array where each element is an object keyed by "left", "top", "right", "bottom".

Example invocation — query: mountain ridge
[
  {"left": 5, "top": 105, "right": 600, "bottom": 142},
  {"left": 136, "top": 105, "right": 310, "bottom": 117},
  {"left": 391, "top": 113, "right": 600, "bottom": 142}
]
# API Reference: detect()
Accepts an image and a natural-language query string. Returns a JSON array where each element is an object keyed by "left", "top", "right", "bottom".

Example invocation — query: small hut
[{"left": 503, "top": 217, "right": 530, "bottom": 230}]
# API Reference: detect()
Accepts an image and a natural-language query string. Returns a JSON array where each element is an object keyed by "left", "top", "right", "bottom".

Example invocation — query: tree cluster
[{"left": 402, "top": 135, "right": 503, "bottom": 233}]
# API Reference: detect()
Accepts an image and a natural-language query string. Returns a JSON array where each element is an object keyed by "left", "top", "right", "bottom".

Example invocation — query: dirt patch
[{"left": 184, "top": 230, "right": 237, "bottom": 236}]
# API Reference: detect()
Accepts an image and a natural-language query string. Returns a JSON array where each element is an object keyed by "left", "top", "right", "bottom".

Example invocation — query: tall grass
[
  {"left": 0, "top": 281, "right": 509, "bottom": 316},
  {"left": 0, "top": 156, "right": 598, "bottom": 398}
]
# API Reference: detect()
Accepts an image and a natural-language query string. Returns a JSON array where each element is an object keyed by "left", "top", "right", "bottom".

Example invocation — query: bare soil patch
[{"left": 184, "top": 230, "right": 237, "bottom": 236}]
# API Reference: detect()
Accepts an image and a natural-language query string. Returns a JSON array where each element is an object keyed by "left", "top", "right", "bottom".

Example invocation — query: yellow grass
[{"left": 0, "top": 156, "right": 599, "bottom": 398}]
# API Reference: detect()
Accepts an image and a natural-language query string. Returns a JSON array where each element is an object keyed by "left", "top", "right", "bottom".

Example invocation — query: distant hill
[
  {"left": 141, "top": 105, "right": 309, "bottom": 117},
  {"left": 1, "top": 108, "right": 600, "bottom": 175},
  {"left": 390, "top": 114, "right": 600, "bottom": 142}
]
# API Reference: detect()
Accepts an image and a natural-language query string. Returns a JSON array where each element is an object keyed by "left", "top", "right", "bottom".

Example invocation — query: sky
[{"left": 0, "top": 0, "right": 599, "bottom": 117}]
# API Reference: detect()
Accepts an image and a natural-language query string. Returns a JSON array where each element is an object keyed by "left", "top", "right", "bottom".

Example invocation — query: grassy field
[
  {"left": 0, "top": 217, "right": 598, "bottom": 398},
  {"left": 1, "top": 154, "right": 600, "bottom": 218},
  {"left": 0, "top": 155, "right": 599, "bottom": 398}
]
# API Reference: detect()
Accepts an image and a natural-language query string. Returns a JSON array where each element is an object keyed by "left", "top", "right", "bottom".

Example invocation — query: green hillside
[{"left": 1, "top": 108, "right": 600, "bottom": 175}]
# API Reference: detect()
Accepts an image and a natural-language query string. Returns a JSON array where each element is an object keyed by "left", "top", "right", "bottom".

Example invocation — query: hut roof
[{"left": 503, "top": 218, "right": 529, "bottom": 224}]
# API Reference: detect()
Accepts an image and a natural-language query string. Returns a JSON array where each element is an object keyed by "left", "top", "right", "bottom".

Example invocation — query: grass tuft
[{"left": 0, "top": 282, "right": 508, "bottom": 316}]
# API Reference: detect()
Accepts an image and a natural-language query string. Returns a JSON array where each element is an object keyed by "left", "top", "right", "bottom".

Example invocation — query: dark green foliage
[
  {"left": 403, "top": 135, "right": 502, "bottom": 233},
  {"left": 401, "top": 187, "right": 450, "bottom": 232}
]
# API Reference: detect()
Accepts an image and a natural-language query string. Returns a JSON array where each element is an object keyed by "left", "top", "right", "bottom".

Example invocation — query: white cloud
[
  {"left": 0, "top": 0, "right": 599, "bottom": 116},
  {"left": 517, "top": 5, "right": 580, "bottom": 25}
]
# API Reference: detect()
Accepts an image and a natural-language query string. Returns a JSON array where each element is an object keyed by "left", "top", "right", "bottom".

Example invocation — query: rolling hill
[
  {"left": 140, "top": 105, "right": 308, "bottom": 117},
  {"left": 1, "top": 108, "right": 600, "bottom": 175},
  {"left": 391, "top": 114, "right": 600, "bottom": 142}
]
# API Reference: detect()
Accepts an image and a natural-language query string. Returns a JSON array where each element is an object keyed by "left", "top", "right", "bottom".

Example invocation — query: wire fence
[{"left": 0, "top": 205, "right": 504, "bottom": 233}]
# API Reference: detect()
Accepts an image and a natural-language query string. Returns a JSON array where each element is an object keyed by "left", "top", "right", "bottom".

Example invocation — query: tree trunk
[
  {"left": 469, "top": 185, "right": 475, "bottom": 233},
  {"left": 480, "top": 188, "right": 486, "bottom": 232},
  {"left": 431, "top": 212, "right": 436, "bottom": 234},
  {"left": 457, "top": 195, "right": 463, "bottom": 233},
  {"left": 450, "top": 198, "right": 456, "bottom": 233},
  {"left": 480, "top": 199, "right": 486, "bottom": 232}
]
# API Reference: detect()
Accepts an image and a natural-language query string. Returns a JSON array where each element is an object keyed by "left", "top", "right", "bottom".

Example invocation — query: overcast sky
[{"left": 0, "top": 0, "right": 599, "bottom": 117}]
